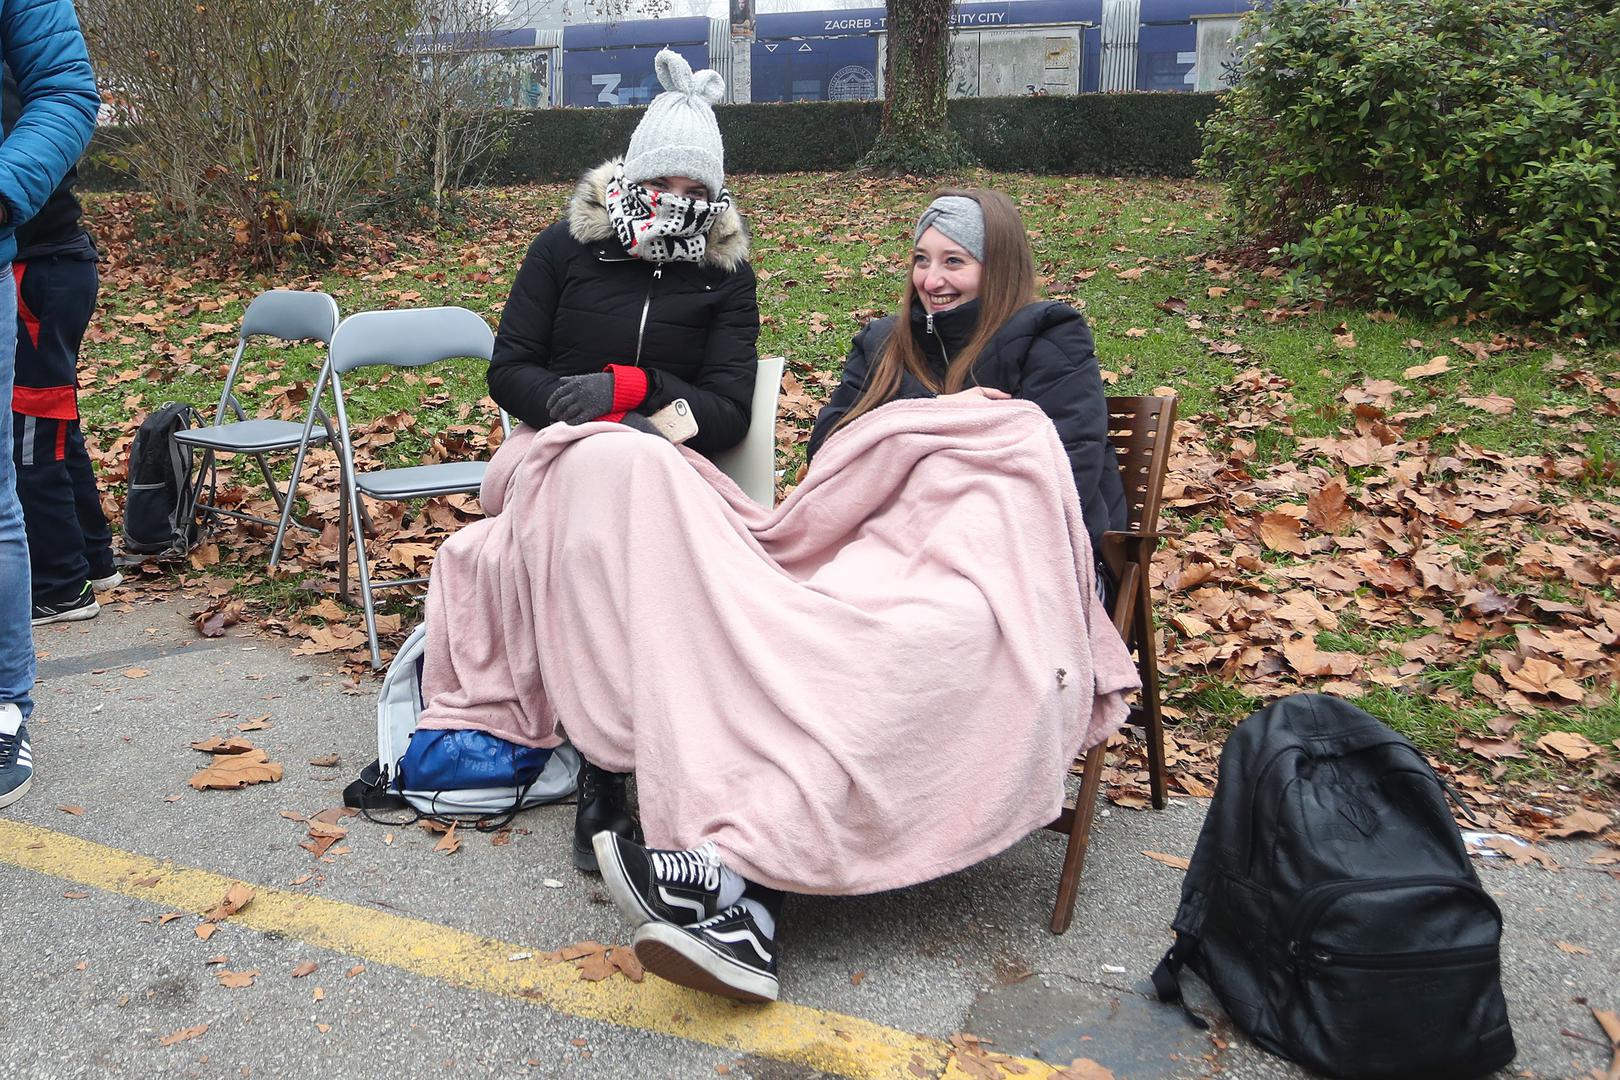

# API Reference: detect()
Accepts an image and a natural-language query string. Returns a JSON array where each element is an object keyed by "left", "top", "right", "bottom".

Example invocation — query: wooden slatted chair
[{"left": 1046, "top": 395, "right": 1179, "bottom": 934}]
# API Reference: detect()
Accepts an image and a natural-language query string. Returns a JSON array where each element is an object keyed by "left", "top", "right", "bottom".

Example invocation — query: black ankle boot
[{"left": 573, "top": 761, "right": 641, "bottom": 873}]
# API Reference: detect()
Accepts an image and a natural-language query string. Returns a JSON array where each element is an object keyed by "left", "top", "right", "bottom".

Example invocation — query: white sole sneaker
[
  {"left": 593, "top": 831, "right": 661, "bottom": 930},
  {"left": 0, "top": 772, "right": 32, "bottom": 809},
  {"left": 90, "top": 571, "right": 123, "bottom": 591},
  {"left": 632, "top": 921, "right": 779, "bottom": 1003},
  {"left": 31, "top": 599, "right": 100, "bottom": 626}
]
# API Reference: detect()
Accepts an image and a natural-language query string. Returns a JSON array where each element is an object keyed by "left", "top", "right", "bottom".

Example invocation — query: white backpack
[{"left": 376, "top": 624, "right": 580, "bottom": 817}]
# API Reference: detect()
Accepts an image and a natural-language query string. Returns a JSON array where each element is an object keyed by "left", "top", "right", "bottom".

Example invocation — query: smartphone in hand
[{"left": 647, "top": 399, "right": 699, "bottom": 444}]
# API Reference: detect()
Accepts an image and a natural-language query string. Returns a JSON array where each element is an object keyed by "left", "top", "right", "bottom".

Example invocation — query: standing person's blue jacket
[{"left": 0, "top": 0, "right": 98, "bottom": 265}]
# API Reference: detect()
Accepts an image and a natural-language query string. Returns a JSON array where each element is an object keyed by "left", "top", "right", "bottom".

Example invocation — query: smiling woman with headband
[
  {"left": 571, "top": 190, "right": 1133, "bottom": 1008},
  {"left": 810, "top": 188, "right": 1126, "bottom": 579}
]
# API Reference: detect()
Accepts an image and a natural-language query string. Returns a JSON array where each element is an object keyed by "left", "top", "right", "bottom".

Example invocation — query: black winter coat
[
  {"left": 488, "top": 159, "right": 760, "bottom": 457},
  {"left": 809, "top": 299, "right": 1127, "bottom": 550}
]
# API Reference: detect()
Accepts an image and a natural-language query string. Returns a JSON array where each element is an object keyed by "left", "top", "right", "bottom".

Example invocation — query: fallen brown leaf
[
  {"left": 291, "top": 961, "right": 318, "bottom": 978},
  {"left": 1306, "top": 477, "right": 1353, "bottom": 533},
  {"left": 216, "top": 968, "right": 258, "bottom": 988},
  {"left": 189, "top": 748, "right": 283, "bottom": 790},
  {"left": 1404, "top": 355, "right": 1451, "bottom": 379},
  {"left": 158, "top": 1023, "right": 208, "bottom": 1046},
  {"left": 57, "top": 804, "right": 85, "bottom": 816},
  {"left": 1554, "top": 941, "right": 1590, "bottom": 956},
  {"left": 189, "top": 737, "right": 257, "bottom": 755},
  {"left": 205, "top": 883, "right": 254, "bottom": 922},
  {"left": 1545, "top": 809, "right": 1611, "bottom": 838},
  {"left": 1142, "top": 851, "right": 1191, "bottom": 871},
  {"left": 1535, "top": 731, "right": 1602, "bottom": 763},
  {"left": 1258, "top": 512, "right": 1310, "bottom": 554},
  {"left": 1501, "top": 657, "right": 1585, "bottom": 702},
  {"left": 1459, "top": 394, "right": 1515, "bottom": 415}
]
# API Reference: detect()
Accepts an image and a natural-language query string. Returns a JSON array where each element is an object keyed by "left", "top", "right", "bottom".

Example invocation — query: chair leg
[
  {"left": 181, "top": 448, "right": 214, "bottom": 538},
  {"left": 1051, "top": 743, "right": 1108, "bottom": 935},
  {"left": 270, "top": 456, "right": 309, "bottom": 568},
  {"left": 350, "top": 489, "right": 382, "bottom": 670},
  {"left": 253, "top": 453, "right": 284, "bottom": 512},
  {"left": 337, "top": 481, "right": 351, "bottom": 603},
  {"left": 1136, "top": 576, "right": 1169, "bottom": 810}
]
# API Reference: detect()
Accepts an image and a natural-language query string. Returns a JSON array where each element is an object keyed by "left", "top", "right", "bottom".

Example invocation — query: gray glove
[
  {"left": 546, "top": 372, "right": 615, "bottom": 424},
  {"left": 619, "top": 412, "right": 668, "bottom": 439}
]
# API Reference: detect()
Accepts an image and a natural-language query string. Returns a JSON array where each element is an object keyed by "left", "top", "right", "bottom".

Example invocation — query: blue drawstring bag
[
  {"left": 398, "top": 728, "right": 553, "bottom": 792},
  {"left": 365, "top": 624, "right": 580, "bottom": 820}
]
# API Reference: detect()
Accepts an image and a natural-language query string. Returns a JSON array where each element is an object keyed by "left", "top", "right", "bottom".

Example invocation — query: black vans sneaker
[
  {"left": 593, "top": 832, "right": 726, "bottom": 929},
  {"left": 633, "top": 904, "right": 780, "bottom": 1003},
  {"left": 31, "top": 582, "right": 99, "bottom": 626}
]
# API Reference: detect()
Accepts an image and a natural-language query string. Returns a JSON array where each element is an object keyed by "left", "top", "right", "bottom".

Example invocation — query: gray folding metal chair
[
  {"left": 311, "top": 307, "right": 510, "bottom": 669},
  {"left": 711, "top": 356, "right": 785, "bottom": 508},
  {"left": 172, "top": 289, "right": 342, "bottom": 553}
]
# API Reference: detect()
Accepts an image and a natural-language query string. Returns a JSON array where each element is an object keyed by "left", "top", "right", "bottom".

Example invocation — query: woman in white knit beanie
[{"left": 475, "top": 47, "right": 761, "bottom": 916}]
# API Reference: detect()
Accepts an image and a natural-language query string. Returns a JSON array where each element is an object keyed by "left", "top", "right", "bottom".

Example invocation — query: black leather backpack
[
  {"left": 1153, "top": 694, "right": 1515, "bottom": 1079},
  {"left": 121, "top": 401, "right": 205, "bottom": 556}
]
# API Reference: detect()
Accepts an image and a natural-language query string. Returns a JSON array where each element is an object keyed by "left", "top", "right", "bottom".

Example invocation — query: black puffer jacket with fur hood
[{"left": 487, "top": 159, "right": 759, "bottom": 456}]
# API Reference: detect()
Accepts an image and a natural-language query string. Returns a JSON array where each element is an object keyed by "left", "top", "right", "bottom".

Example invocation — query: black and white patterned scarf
[{"left": 606, "top": 162, "right": 732, "bottom": 264}]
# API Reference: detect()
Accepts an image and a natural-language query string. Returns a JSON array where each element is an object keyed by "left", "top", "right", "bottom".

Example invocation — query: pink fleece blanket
[{"left": 418, "top": 397, "right": 1139, "bottom": 894}]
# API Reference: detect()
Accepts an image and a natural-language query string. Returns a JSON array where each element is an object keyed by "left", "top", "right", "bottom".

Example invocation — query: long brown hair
[{"left": 831, "top": 188, "right": 1038, "bottom": 436}]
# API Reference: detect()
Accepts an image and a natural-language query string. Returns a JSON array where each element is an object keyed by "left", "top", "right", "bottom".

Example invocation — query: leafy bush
[{"left": 1203, "top": 0, "right": 1620, "bottom": 338}]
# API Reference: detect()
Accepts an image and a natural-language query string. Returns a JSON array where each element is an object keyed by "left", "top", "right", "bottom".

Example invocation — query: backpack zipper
[
  {"left": 634, "top": 262, "right": 662, "bottom": 367},
  {"left": 1287, "top": 875, "right": 1499, "bottom": 966},
  {"left": 1304, "top": 943, "right": 1498, "bottom": 970}
]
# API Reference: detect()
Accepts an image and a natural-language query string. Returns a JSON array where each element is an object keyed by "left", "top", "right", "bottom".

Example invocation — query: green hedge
[
  {"left": 81, "top": 92, "right": 1219, "bottom": 192},
  {"left": 952, "top": 93, "right": 1219, "bottom": 176}
]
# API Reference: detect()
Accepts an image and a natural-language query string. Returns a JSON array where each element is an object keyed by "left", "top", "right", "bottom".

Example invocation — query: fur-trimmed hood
[{"left": 567, "top": 158, "right": 750, "bottom": 273}]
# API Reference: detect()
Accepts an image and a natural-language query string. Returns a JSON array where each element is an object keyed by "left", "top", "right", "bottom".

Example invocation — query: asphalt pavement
[{"left": 1, "top": 589, "right": 1615, "bottom": 1080}]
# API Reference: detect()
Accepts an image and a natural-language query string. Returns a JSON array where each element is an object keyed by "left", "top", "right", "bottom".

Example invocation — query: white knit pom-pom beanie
[{"left": 622, "top": 49, "right": 727, "bottom": 198}]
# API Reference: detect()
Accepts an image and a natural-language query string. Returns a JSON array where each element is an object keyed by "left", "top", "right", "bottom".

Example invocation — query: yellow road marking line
[{"left": 0, "top": 819, "right": 1060, "bottom": 1079}]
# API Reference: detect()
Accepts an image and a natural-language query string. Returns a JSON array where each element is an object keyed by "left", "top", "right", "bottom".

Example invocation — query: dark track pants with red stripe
[{"left": 9, "top": 256, "right": 112, "bottom": 606}]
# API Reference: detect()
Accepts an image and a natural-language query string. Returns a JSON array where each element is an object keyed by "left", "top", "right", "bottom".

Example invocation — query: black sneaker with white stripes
[
  {"left": 31, "top": 582, "right": 99, "bottom": 626},
  {"left": 633, "top": 904, "right": 780, "bottom": 1002},
  {"left": 593, "top": 832, "right": 726, "bottom": 929}
]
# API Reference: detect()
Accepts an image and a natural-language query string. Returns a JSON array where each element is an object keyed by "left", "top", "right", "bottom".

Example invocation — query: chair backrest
[
  {"left": 711, "top": 356, "right": 785, "bottom": 508},
  {"left": 1105, "top": 395, "right": 1178, "bottom": 536},
  {"left": 325, "top": 307, "right": 511, "bottom": 471},
  {"left": 240, "top": 289, "right": 342, "bottom": 345},
  {"left": 214, "top": 289, "right": 341, "bottom": 425},
  {"left": 328, "top": 307, "right": 494, "bottom": 374}
]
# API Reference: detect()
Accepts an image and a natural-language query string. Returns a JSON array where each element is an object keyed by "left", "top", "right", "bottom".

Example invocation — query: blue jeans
[{"left": 0, "top": 268, "right": 33, "bottom": 719}]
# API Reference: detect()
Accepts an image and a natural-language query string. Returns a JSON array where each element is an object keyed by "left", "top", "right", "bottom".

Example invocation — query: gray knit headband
[{"left": 914, "top": 196, "right": 985, "bottom": 262}]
